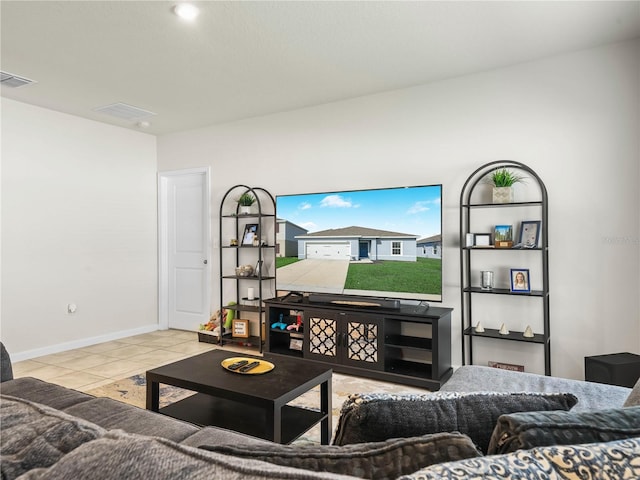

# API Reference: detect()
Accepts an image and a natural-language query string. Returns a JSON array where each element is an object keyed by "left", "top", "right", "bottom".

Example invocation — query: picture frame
[
  {"left": 465, "top": 233, "right": 475, "bottom": 248},
  {"left": 510, "top": 268, "right": 531, "bottom": 293},
  {"left": 494, "top": 224, "right": 513, "bottom": 248},
  {"left": 242, "top": 224, "right": 259, "bottom": 246},
  {"left": 488, "top": 361, "right": 525, "bottom": 372},
  {"left": 494, "top": 224, "right": 512, "bottom": 240},
  {"left": 232, "top": 319, "right": 250, "bottom": 338},
  {"left": 518, "top": 220, "right": 541, "bottom": 247},
  {"left": 474, "top": 233, "right": 492, "bottom": 247},
  {"left": 289, "top": 338, "right": 303, "bottom": 351}
]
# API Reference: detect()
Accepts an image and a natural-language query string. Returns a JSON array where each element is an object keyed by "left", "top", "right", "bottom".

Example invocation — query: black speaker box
[{"left": 585, "top": 352, "right": 640, "bottom": 388}]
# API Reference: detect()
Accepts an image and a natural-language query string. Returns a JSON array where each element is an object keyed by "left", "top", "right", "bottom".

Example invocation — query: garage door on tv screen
[{"left": 275, "top": 184, "right": 442, "bottom": 303}]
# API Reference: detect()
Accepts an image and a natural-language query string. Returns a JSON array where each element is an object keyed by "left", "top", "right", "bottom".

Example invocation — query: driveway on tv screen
[{"left": 277, "top": 258, "right": 350, "bottom": 293}]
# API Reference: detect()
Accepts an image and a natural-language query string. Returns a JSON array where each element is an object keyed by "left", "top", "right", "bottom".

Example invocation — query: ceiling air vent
[
  {"left": 1, "top": 71, "right": 36, "bottom": 88},
  {"left": 94, "top": 102, "right": 157, "bottom": 120}
]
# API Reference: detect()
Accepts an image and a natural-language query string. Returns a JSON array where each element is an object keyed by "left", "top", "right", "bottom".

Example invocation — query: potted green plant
[
  {"left": 487, "top": 168, "right": 525, "bottom": 203},
  {"left": 237, "top": 192, "right": 256, "bottom": 214}
]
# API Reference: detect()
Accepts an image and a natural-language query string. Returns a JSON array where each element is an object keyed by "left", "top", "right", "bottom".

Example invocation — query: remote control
[
  {"left": 239, "top": 361, "right": 261, "bottom": 373},
  {"left": 227, "top": 360, "right": 249, "bottom": 371}
]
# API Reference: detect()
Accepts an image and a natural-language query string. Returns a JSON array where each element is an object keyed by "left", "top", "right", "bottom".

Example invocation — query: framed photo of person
[
  {"left": 518, "top": 220, "right": 541, "bottom": 247},
  {"left": 510, "top": 268, "right": 531, "bottom": 293},
  {"left": 242, "top": 224, "right": 259, "bottom": 246}
]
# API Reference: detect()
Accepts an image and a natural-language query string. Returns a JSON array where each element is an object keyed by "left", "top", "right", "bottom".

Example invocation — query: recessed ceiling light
[{"left": 173, "top": 3, "right": 199, "bottom": 21}]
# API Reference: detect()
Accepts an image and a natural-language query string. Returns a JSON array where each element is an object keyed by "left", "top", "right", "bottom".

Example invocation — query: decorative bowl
[{"left": 235, "top": 265, "right": 254, "bottom": 277}]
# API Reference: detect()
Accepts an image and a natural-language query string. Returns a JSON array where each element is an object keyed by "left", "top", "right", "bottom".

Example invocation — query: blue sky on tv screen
[{"left": 277, "top": 185, "right": 441, "bottom": 239}]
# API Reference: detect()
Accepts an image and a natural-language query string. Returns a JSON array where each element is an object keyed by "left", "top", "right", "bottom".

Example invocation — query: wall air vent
[
  {"left": 1, "top": 71, "right": 36, "bottom": 88},
  {"left": 94, "top": 102, "right": 157, "bottom": 120}
]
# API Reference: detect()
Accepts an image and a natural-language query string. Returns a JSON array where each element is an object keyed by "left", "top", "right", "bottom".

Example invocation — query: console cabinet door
[
  {"left": 304, "top": 310, "right": 341, "bottom": 365},
  {"left": 304, "top": 309, "right": 384, "bottom": 371},
  {"left": 342, "top": 314, "right": 384, "bottom": 371}
]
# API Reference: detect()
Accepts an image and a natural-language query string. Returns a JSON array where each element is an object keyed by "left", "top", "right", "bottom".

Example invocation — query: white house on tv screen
[{"left": 294, "top": 226, "right": 422, "bottom": 262}]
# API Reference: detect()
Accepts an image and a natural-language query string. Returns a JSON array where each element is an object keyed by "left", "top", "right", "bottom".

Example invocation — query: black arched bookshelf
[
  {"left": 218, "top": 185, "right": 276, "bottom": 352},
  {"left": 459, "top": 161, "right": 550, "bottom": 375}
]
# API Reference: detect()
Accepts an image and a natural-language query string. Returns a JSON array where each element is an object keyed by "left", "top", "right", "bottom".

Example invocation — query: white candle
[{"left": 247, "top": 287, "right": 255, "bottom": 300}]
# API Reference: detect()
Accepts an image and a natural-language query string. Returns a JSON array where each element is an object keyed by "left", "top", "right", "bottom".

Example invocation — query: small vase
[
  {"left": 492, "top": 186, "right": 514, "bottom": 204},
  {"left": 239, "top": 205, "right": 252, "bottom": 215},
  {"left": 480, "top": 271, "right": 494, "bottom": 290}
]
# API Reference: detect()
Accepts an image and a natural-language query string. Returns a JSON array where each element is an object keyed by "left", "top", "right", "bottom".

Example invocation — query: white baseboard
[{"left": 10, "top": 324, "right": 162, "bottom": 362}]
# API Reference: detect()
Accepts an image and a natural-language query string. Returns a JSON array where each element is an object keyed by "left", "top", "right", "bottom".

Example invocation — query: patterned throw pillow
[
  {"left": 398, "top": 437, "right": 640, "bottom": 480},
  {"left": 333, "top": 391, "right": 578, "bottom": 453},
  {"left": 201, "top": 432, "right": 481, "bottom": 480},
  {"left": 487, "top": 406, "right": 640, "bottom": 454}
]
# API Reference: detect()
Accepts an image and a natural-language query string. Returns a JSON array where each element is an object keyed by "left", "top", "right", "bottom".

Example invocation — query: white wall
[
  {"left": 1, "top": 99, "right": 159, "bottom": 359},
  {"left": 158, "top": 39, "right": 640, "bottom": 380}
]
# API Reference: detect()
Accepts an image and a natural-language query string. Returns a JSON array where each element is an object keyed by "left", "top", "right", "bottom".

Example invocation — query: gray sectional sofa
[{"left": 2, "top": 342, "right": 640, "bottom": 479}]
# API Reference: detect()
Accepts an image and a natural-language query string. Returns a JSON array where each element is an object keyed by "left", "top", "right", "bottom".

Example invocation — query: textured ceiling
[{"left": 2, "top": 1, "right": 639, "bottom": 135}]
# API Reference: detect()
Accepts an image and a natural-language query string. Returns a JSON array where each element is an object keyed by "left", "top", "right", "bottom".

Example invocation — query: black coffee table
[{"left": 146, "top": 350, "right": 332, "bottom": 444}]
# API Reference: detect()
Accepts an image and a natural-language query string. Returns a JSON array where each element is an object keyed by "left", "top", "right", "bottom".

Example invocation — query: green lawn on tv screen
[{"left": 345, "top": 258, "right": 442, "bottom": 295}]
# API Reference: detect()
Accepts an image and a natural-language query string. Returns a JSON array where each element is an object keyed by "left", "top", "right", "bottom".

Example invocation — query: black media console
[{"left": 264, "top": 296, "right": 453, "bottom": 390}]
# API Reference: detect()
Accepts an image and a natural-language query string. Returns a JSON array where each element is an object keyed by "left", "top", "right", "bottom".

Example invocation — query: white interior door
[{"left": 158, "top": 169, "right": 210, "bottom": 331}]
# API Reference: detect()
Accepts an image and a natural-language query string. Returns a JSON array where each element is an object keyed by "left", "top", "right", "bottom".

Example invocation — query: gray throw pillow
[
  {"left": 201, "top": 432, "right": 481, "bottom": 480},
  {"left": 487, "top": 405, "right": 640, "bottom": 454},
  {"left": 0, "top": 395, "right": 105, "bottom": 479},
  {"left": 624, "top": 377, "right": 640, "bottom": 407},
  {"left": 333, "top": 391, "right": 578, "bottom": 453}
]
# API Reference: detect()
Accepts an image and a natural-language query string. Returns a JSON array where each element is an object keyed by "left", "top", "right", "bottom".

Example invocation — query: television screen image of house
[{"left": 275, "top": 185, "right": 442, "bottom": 301}]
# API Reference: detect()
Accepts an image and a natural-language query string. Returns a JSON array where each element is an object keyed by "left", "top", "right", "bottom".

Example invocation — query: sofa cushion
[
  {"left": 0, "top": 395, "right": 105, "bottom": 480},
  {"left": 63, "top": 397, "right": 200, "bottom": 442},
  {"left": 487, "top": 405, "right": 640, "bottom": 454},
  {"left": 623, "top": 376, "right": 640, "bottom": 407},
  {"left": 440, "top": 365, "right": 630, "bottom": 411},
  {"left": 333, "top": 391, "right": 578, "bottom": 453},
  {"left": 0, "top": 377, "right": 94, "bottom": 410},
  {"left": 181, "top": 426, "right": 273, "bottom": 448},
  {"left": 20, "top": 429, "right": 361, "bottom": 480},
  {"left": 201, "top": 432, "right": 481, "bottom": 480},
  {"left": 398, "top": 437, "right": 640, "bottom": 480}
]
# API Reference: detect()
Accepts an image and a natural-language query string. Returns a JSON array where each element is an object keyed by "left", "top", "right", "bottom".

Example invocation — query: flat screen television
[{"left": 275, "top": 184, "right": 442, "bottom": 304}]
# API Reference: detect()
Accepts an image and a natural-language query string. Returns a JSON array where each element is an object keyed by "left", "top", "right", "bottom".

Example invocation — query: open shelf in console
[
  {"left": 268, "top": 328, "right": 304, "bottom": 358},
  {"left": 384, "top": 334, "right": 432, "bottom": 350},
  {"left": 385, "top": 358, "right": 433, "bottom": 380}
]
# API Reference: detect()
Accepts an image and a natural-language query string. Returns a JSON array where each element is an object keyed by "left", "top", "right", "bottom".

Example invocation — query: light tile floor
[{"left": 11, "top": 330, "right": 246, "bottom": 392}]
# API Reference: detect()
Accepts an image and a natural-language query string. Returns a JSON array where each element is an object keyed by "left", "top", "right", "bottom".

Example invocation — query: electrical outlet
[{"left": 67, "top": 303, "right": 77, "bottom": 314}]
